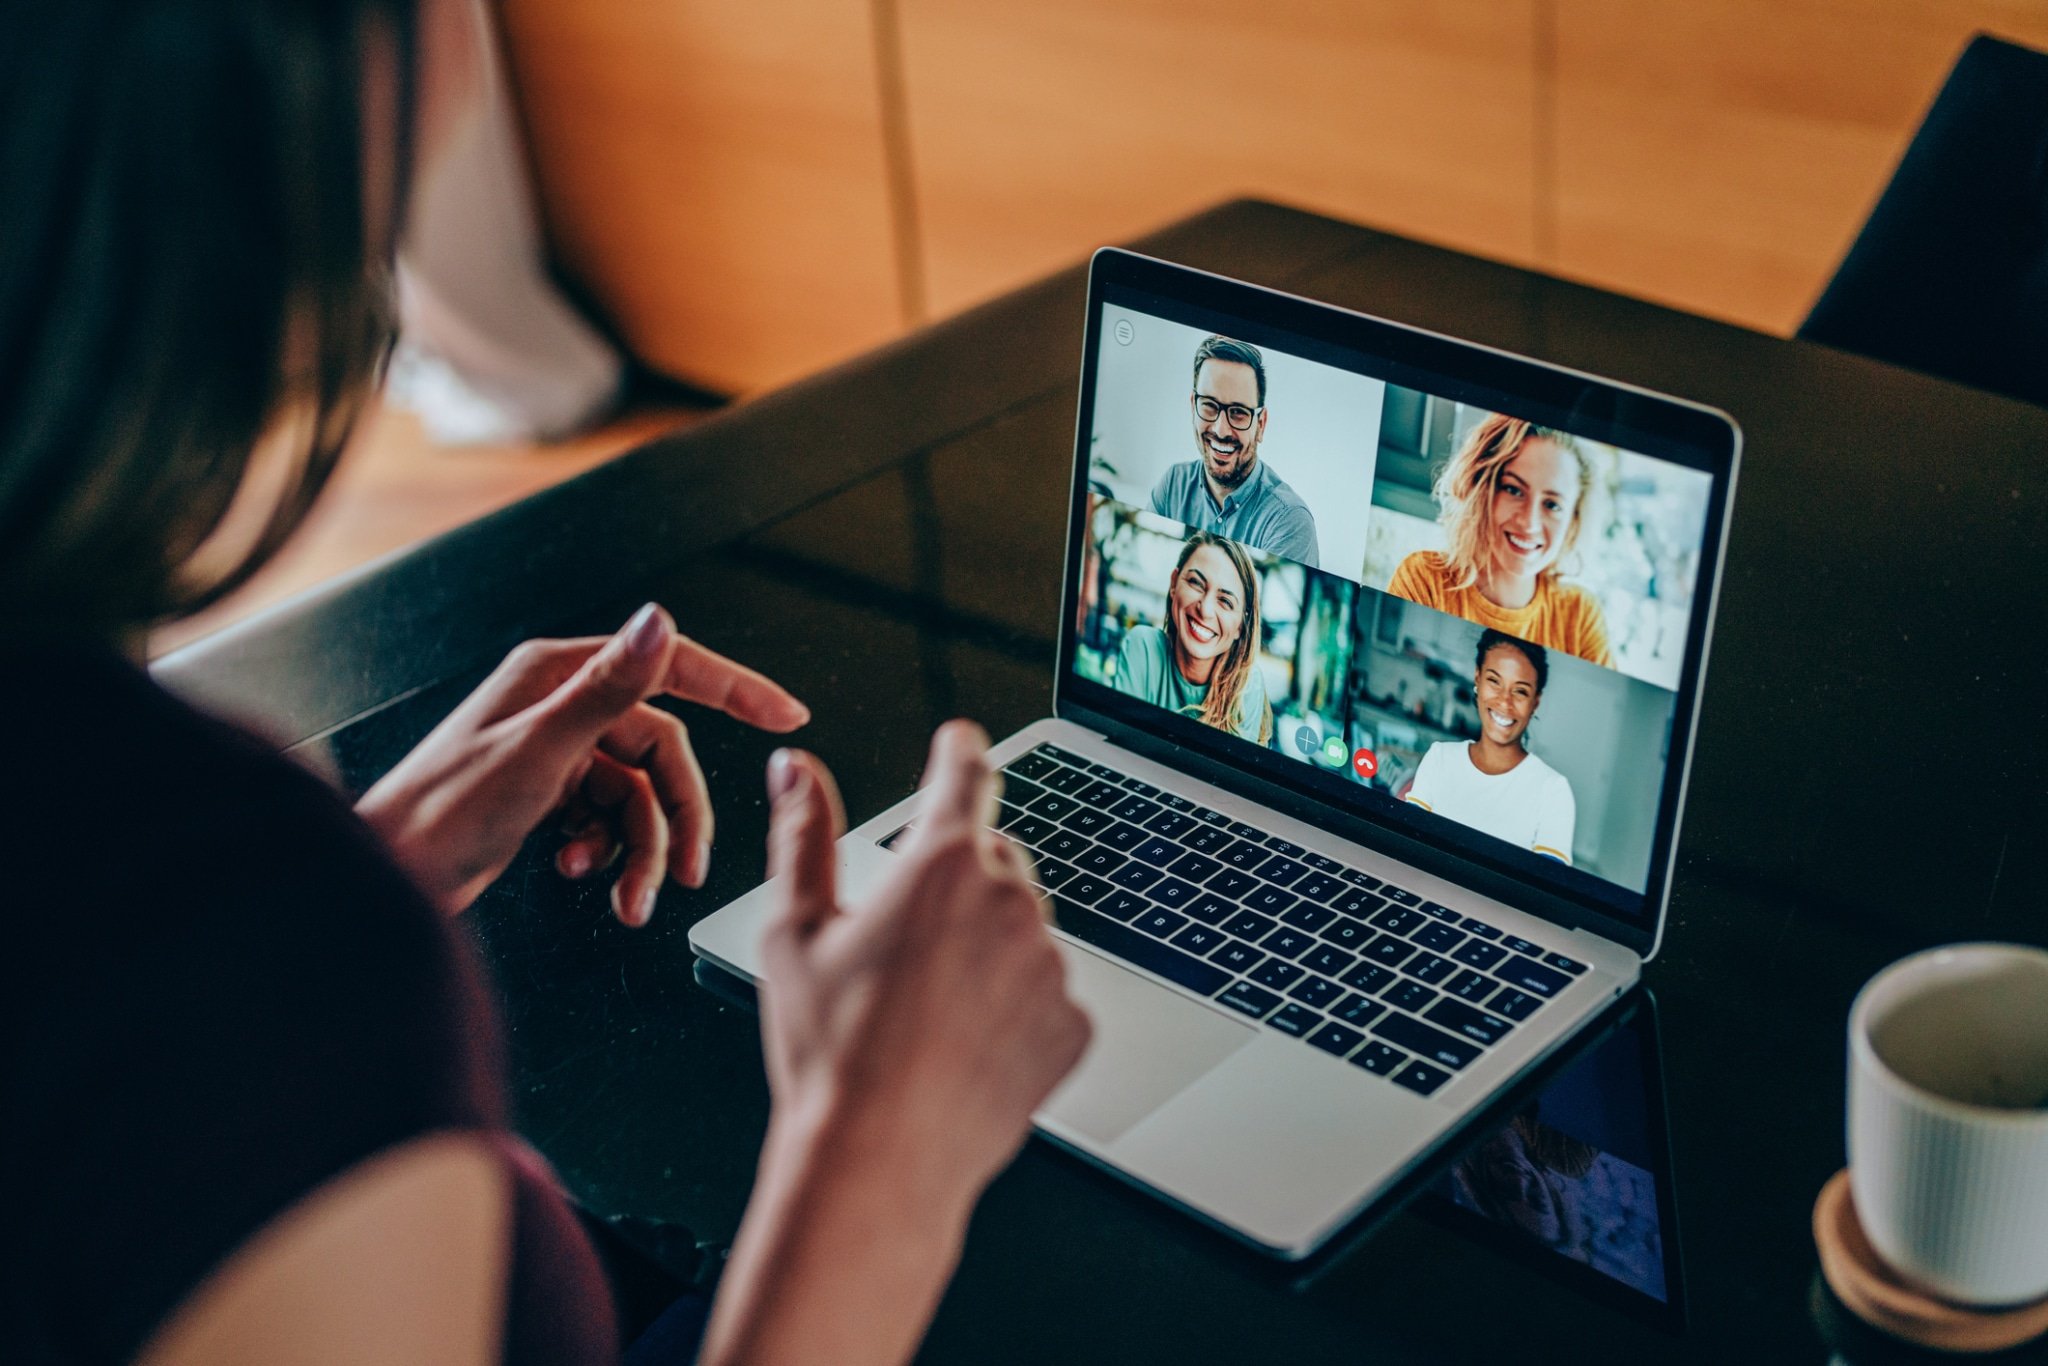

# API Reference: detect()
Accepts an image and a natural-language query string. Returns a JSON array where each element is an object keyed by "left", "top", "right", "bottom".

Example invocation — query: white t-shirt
[{"left": 1404, "top": 742, "right": 1576, "bottom": 864}]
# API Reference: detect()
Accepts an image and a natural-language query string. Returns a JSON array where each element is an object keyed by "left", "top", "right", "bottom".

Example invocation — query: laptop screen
[{"left": 1063, "top": 260, "right": 1732, "bottom": 934}]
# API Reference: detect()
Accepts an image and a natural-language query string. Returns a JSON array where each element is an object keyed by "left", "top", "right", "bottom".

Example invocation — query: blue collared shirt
[{"left": 1147, "top": 458, "right": 1320, "bottom": 567}]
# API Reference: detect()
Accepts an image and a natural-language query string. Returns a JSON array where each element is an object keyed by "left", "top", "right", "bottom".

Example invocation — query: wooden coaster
[{"left": 1814, "top": 1169, "right": 2048, "bottom": 1354}]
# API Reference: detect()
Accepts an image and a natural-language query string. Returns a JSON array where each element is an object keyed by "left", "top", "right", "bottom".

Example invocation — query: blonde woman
[
  {"left": 1114, "top": 532, "right": 1274, "bottom": 744},
  {"left": 1389, "top": 413, "right": 1614, "bottom": 668}
]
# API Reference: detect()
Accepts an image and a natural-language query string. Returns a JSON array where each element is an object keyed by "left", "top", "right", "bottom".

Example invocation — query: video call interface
[{"left": 1072, "top": 302, "right": 1715, "bottom": 906}]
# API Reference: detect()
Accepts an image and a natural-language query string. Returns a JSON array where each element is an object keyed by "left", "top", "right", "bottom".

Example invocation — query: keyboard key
[
  {"left": 1502, "top": 935, "right": 1543, "bottom": 957},
  {"left": 1122, "top": 778, "right": 1161, "bottom": 798},
  {"left": 1094, "top": 890, "right": 1147, "bottom": 922},
  {"left": 1109, "top": 862, "right": 1164, "bottom": 893},
  {"left": 1299, "top": 944, "right": 1357, "bottom": 978},
  {"left": 1215, "top": 981, "right": 1282, "bottom": 1019},
  {"left": 1086, "top": 762, "right": 1123, "bottom": 781},
  {"left": 1243, "top": 885, "right": 1299, "bottom": 917},
  {"left": 1148, "top": 877, "right": 1201, "bottom": 910},
  {"left": 1260, "top": 927, "right": 1317, "bottom": 959},
  {"left": 1225, "top": 821, "right": 1266, "bottom": 842},
  {"left": 1543, "top": 952, "right": 1588, "bottom": 976},
  {"left": 1156, "top": 792, "right": 1196, "bottom": 813},
  {"left": 1292, "top": 873, "right": 1345, "bottom": 904},
  {"left": 1302, "top": 852, "right": 1342, "bottom": 874},
  {"left": 1382, "top": 979, "right": 1439, "bottom": 1015},
  {"left": 1489, "top": 989, "right": 1541, "bottom": 1021},
  {"left": 1219, "top": 840, "right": 1269, "bottom": 870},
  {"left": 1460, "top": 916, "right": 1503, "bottom": 940},
  {"left": 1350, "top": 1042, "right": 1407, "bottom": 1075},
  {"left": 1003, "top": 754, "right": 1058, "bottom": 782},
  {"left": 1392, "top": 1060, "right": 1452, "bottom": 1097},
  {"left": 1073, "top": 845, "right": 1127, "bottom": 878},
  {"left": 1132, "top": 836, "right": 1182, "bottom": 867},
  {"left": 1096, "top": 821, "right": 1148, "bottom": 852},
  {"left": 1329, "top": 889, "right": 1385, "bottom": 919},
  {"left": 1166, "top": 851, "right": 1223, "bottom": 884},
  {"left": 1418, "top": 900, "right": 1461, "bottom": 923},
  {"left": 1042, "top": 765, "right": 1090, "bottom": 794},
  {"left": 1181, "top": 824, "right": 1235, "bottom": 854},
  {"left": 1365, "top": 935, "right": 1417, "bottom": 968},
  {"left": 1189, "top": 805, "right": 1228, "bottom": 826},
  {"left": 1339, "top": 961, "right": 1396, "bottom": 995},
  {"left": 1026, "top": 792, "right": 1081, "bottom": 822},
  {"left": 1039, "top": 830, "right": 1091, "bottom": 863},
  {"left": 1048, "top": 898, "right": 1230, "bottom": 996},
  {"left": 1403, "top": 952, "right": 1456, "bottom": 985},
  {"left": 1451, "top": 940, "right": 1508, "bottom": 971},
  {"left": 1250, "top": 958, "right": 1305, "bottom": 991},
  {"left": 1223, "top": 909, "right": 1277, "bottom": 940},
  {"left": 1339, "top": 869, "right": 1383, "bottom": 890},
  {"left": 1135, "top": 907, "right": 1189, "bottom": 940},
  {"left": 1281, "top": 902, "right": 1337, "bottom": 934},
  {"left": 1369, "top": 905, "right": 1427, "bottom": 936},
  {"left": 1495, "top": 957, "right": 1572, "bottom": 998},
  {"left": 1265, "top": 836, "right": 1306, "bottom": 857},
  {"left": 1033, "top": 743, "right": 1087, "bottom": 767},
  {"left": 1331, "top": 994, "right": 1388, "bottom": 1029},
  {"left": 1183, "top": 893, "right": 1236, "bottom": 925},
  {"left": 1109, "top": 794, "right": 1163, "bottom": 824},
  {"left": 995, "top": 802, "right": 1026, "bottom": 829},
  {"left": 1288, "top": 975, "right": 1345, "bottom": 1010},
  {"left": 1205, "top": 868, "right": 1258, "bottom": 900},
  {"left": 1253, "top": 855, "right": 1309, "bottom": 887},
  {"left": 1412, "top": 923, "right": 1467, "bottom": 954},
  {"left": 1145, "top": 810, "right": 1198, "bottom": 840},
  {"left": 1424, "top": 999, "right": 1514, "bottom": 1046},
  {"left": 1308, "top": 1021, "right": 1367, "bottom": 1057},
  {"left": 1209, "top": 940, "right": 1265, "bottom": 974},
  {"left": 1170, "top": 924, "right": 1227, "bottom": 957},
  {"left": 1444, "top": 969, "right": 1496, "bottom": 1001},
  {"left": 1268, "top": 1003, "right": 1321, "bottom": 1037},
  {"left": 1382, "top": 886, "right": 1423, "bottom": 907},
  {"left": 1062, "top": 874, "right": 1115, "bottom": 906},
  {"left": 1005, "top": 814, "right": 1058, "bottom": 847},
  {"left": 1059, "top": 806, "right": 1115, "bottom": 838},
  {"left": 1319, "top": 916, "right": 1372, "bottom": 949},
  {"left": 1036, "top": 860, "right": 1078, "bottom": 890},
  {"left": 1371, "top": 1013, "right": 1481, "bottom": 1070},
  {"left": 1074, "top": 779, "right": 1123, "bottom": 807}
]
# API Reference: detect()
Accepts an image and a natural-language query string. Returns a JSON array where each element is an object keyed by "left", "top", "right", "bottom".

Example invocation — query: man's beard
[{"left": 1205, "top": 441, "right": 1256, "bottom": 490}]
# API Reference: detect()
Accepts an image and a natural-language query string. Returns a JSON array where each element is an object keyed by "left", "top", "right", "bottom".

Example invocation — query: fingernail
[
  {"left": 562, "top": 847, "right": 590, "bottom": 878},
  {"left": 622, "top": 603, "right": 666, "bottom": 660},
  {"left": 767, "top": 748, "right": 799, "bottom": 801},
  {"left": 690, "top": 839, "right": 711, "bottom": 888},
  {"left": 636, "top": 887, "right": 658, "bottom": 926}
]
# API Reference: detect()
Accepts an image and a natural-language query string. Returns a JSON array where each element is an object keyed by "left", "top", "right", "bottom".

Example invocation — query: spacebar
[{"left": 1050, "top": 897, "right": 1231, "bottom": 996}]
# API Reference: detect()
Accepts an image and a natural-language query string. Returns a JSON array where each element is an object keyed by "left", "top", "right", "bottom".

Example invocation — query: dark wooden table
[{"left": 158, "top": 200, "right": 2048, "bottom": 1363}]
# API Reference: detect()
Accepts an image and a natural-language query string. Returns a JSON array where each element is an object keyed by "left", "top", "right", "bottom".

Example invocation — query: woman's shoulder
[{"left": 1388, "top": 550, "right": 1453, "bottom": 600}]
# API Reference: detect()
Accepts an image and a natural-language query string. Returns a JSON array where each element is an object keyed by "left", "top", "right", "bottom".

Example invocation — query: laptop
[{"left": 692, "top": 248, "right": 1738, "bottom": 1258}]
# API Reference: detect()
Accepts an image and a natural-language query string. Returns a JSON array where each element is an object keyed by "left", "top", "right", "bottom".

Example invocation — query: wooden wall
[{"left": 498, "top": 1, "right": 2048, "bottom": 393}]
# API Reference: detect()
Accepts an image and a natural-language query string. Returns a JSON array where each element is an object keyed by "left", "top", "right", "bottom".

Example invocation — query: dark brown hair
[{"left": 0, "top": 0, "right": 419, "bottom": 634}]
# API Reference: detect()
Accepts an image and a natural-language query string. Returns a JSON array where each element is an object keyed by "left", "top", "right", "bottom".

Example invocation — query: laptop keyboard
[{"left": 882, "top": 742, "right": 1587, "bottom": 1098}]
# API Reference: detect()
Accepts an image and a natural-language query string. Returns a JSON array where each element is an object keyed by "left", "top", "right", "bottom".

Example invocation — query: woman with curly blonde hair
[
  {"left": 1114, "top": 531, "right": 1273, "bottom": 744},
  {"left": 1388, "top": 413, "right": 1613, "bottom": 668}
]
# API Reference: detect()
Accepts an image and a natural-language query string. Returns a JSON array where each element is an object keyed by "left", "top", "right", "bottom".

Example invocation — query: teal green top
[{"left": 1111, "top": 624, "right": 1270, "bottom": 744}]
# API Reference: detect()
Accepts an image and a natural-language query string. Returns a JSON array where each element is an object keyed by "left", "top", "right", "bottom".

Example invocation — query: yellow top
[{"left": 1387, "top": 552, "right": 1614, "bottom": 669}]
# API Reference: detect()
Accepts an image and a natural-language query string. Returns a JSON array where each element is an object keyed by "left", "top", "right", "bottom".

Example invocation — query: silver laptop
[{"left": 692, "top": 248, "right": 1739, "bottom": 1258}]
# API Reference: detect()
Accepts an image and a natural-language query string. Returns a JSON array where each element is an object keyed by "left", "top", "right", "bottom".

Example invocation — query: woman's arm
[{"left": 136, "top": 1135, "right": 510, "bottom": 1366}]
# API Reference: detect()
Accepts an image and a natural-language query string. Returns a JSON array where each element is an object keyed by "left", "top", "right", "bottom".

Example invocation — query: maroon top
[{"left": 0, "top": 642, "right": 618, "bottom": 1364}]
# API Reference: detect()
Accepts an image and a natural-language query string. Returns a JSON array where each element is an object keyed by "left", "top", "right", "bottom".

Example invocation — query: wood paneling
[
  {"left": 896, "top": 0, "right": 1542, "bottom": 317},
  {"left": 1551, "top": 1, "right": 2048, "bottom": 334},
  {"left": 498, "top": 0, "right": 906, "bottom": 394}
]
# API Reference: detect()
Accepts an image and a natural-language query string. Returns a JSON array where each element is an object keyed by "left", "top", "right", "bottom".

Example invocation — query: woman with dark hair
[
  {"left": 1402, "top": 629, "right": 1576, "bottom": 864},
  {"left": 1, "top": 4, "right": 1087, "bottom": 1364},
  {"left": 1112, "top": 530, "right": 1273, "bottom": 744}
]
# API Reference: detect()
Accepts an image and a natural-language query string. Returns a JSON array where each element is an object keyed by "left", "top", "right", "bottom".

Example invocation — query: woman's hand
[
  {"left": 356, "top": 603, "right": 809, "bottom": 921},
  {"left": 699, "top": 723, "right": 1092, "bottom": 1366}
]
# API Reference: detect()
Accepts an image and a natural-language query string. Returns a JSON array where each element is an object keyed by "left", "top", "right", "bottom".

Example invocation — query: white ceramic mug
[{"left": 1848, "top": 942, "right": 2048, "bottom": 1306}]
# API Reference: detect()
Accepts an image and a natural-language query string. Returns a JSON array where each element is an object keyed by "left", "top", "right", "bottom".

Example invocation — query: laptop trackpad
[{"left": 1038, "top": 943, "right": 1254, "bottom": 1144}]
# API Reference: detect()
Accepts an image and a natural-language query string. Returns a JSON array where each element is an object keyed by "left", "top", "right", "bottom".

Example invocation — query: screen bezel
[{"left": 1054, "top": 248, "right": 1740, "bottom": 959}]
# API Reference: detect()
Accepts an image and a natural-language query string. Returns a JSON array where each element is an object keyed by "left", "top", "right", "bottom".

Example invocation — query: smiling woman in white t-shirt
[{"left": 1404, "top": 630, "right": 1576, "bottom": 864}]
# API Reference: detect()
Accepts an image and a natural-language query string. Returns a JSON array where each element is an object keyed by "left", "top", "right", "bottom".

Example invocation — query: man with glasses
[{"left": 1149, "top": 335, "right": 1321, "bottom": 567}]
